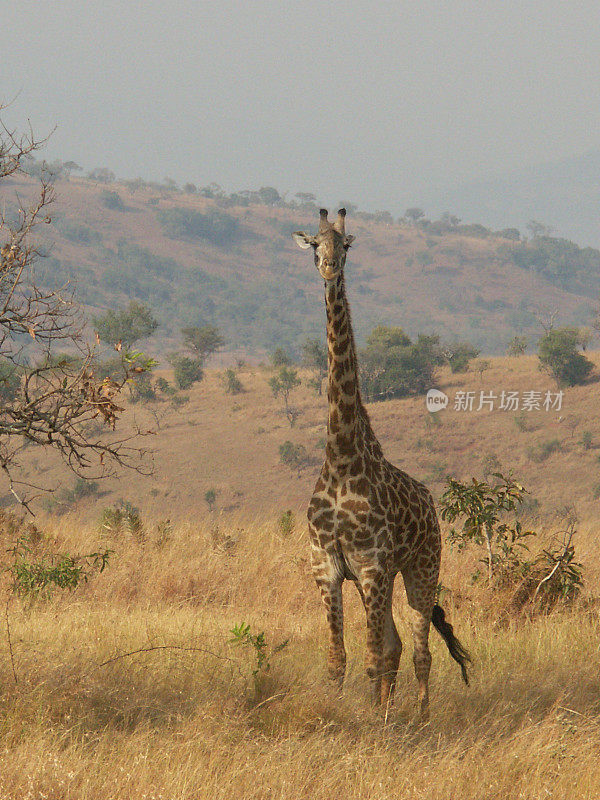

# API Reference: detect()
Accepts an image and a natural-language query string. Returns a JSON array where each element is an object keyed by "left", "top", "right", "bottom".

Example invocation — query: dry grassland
[
  {"left": 1, "top": 513, "right": 599, "bottom": 800},
  {"left": 20, "top": 352, "right": 600, "bottom": 523}
]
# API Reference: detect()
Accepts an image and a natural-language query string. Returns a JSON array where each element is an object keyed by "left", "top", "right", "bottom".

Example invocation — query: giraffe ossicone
[{"left": 293, "top": 208, "right": 471, "bottom": 717}]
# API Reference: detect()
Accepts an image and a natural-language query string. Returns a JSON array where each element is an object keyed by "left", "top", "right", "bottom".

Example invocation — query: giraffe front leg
[
  {"left": 358, "top": 568, "right": 389, "bottom": 706},
  {"left": 312, "top": 548, "right": 346, "bottom": 688},
  {"left": 356, "top": 576, "right": 401, "bottom": 707},
  {"left": 317, "top": 577, "right": 346, "bottom": 687}
]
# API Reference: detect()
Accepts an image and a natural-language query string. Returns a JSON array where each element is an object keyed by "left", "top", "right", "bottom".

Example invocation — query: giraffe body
[{"left": 293, "top": 209, "right": 469, "bottom": 716}]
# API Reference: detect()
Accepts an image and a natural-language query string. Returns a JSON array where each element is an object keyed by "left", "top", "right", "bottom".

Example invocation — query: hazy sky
[{"left": 3, "top": 1, "right": 600, "bottom": 217}]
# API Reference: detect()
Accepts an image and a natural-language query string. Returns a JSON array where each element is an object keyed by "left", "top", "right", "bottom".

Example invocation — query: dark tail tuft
[{"left": 431, "top": 604, "right": 471, "bottom": 685}]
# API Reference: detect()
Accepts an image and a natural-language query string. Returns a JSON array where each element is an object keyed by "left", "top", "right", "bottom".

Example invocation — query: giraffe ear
[
  {"left": 344, "top": 234, "right": 355, "bottom": 248},
  {"left": 292, "top": 232, "right": 317, "bottom": 249}
]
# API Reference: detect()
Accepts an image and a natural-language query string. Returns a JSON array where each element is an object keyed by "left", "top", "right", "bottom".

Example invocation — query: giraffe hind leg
[
  {"left": 380, "top": 576, "right": 402, "bottom": 707},
  {"left": 401, "top": 567, "right": 437, "bottom": 720}
]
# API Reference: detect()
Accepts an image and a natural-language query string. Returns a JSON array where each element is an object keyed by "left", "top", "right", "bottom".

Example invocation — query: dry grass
[
  {"left": 14, "top": 349, "right": 600, "bottom": 525},
  {"left": 1, "top": 515, "right": 599, "bottom": 799}
]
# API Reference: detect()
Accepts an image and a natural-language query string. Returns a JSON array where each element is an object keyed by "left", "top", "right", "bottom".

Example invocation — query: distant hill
[
  {"left": 6, "top": 171, "right": 600, "bottom": 359},
  {"left": 424, "top": 150, "right": 600, "bottom": 249}
]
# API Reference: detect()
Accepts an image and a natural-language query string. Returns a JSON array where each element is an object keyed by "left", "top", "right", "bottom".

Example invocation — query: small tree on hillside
[
  {"left": 445, "top": 341, "right": 480, "bottom": 373},
  {"left": 181, "top": 325, "right": 225, "bottom": 366},
  {"left": 269, "top": 367, "right": 301, "bottom": 426},
  {"left": 507, "top": 336, "right": 528, "bottom": 356},
  {"left": 301, "top": 338, "right": 327, "bottom": 395},
  {"left": 279, "top": 441, "right": 309, "bottom": 477},
  {"left": 404, "top": 207, "right": 425, "bottom": 224},
  {"left": 93, "top": 302, "right": 159, "bottom": 349},
  {"left": 360, "top": 327, "right": 444, "bottom": 400},
  {"left": 270, "top": 347, "right": 292, "bottom": 368},
  {"left": 538, "top": 327, "right": 594, "bottom": 387}
]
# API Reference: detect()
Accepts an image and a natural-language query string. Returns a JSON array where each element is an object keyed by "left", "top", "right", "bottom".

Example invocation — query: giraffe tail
[{"left": 431, "top": 604, "right": 471, "bottom": 685}]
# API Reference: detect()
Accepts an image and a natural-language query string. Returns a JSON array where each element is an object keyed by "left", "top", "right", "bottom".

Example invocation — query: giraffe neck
[{"left": 324, "top": 273, "right": 364, "bottom": 474}]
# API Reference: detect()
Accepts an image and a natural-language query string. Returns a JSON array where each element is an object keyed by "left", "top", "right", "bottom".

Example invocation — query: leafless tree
[
  {"left": 0, "top": 106, "right": 151, "bottom": 509},
  {"left": 531, "top": 305, "right": 559, "bottom": 336}
]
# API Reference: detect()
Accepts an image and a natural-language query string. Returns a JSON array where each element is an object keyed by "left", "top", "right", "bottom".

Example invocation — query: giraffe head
[{"left": 292, "top": 208, "right": 355, "bottom": 282}]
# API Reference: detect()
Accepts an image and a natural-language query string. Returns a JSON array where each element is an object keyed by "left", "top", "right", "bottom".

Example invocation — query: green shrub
[
  {"left": 100, "top": 189, "right": 125, "bottom": 210},
  {"left": 279, "top": 441, "right": 309, "bottom": 476},
  {"left": 447, "top": 341, "right": 480, "bottom": 373},
  {"left": 278, "top": 509, "right": 295, "bottom": 537},
  {"left": 157, "top": 207, "right": 239, "bottom": 246},
  {"left": 222, "top": 368, "right": 243, "bottom": 394},
  {"left": 360, "top": 326, "right": 444, "bottom": 401},
  {"left": 538, "top": 327, "right": 594, "bottom": 387},
  {"left": 171, "top": 356, "right": 203, "bottom": 390},
  {"left": 507, "top": 336, "right": 528, "bottom": 356},
  {"left": 527, "top": 439, "right": 562, "bottom": 462}
]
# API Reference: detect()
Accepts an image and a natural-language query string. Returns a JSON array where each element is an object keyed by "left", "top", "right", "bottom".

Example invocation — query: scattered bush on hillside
[
  {"left": 157, "top": 207, "right": 239, "bottom": 246},
  {"left": 269, "top": 367, "right": 301, "bottom": 426},
  {"left": 581, "top": 430, "right": 593, "bottom": 450},
  {"left": 181, "top": 325, "right": 225, "bottom": 365},
  {"left": 507, "top": 335, "right": 528, "bottom": 356},
  {"left": 171, "top": 355, "right": 203, "bottom": 390},
  {"left": 270, "top": 347, "right": 293, "bottom": 368},
  {"left": 302, "top": 338, "right": 327, "bottom": 396},
  {"left": 279, "top": 441, "right": 310, "bottom": 477},
  {"left": 129, "top": 372, "right": 157, "bottom": 403},
  {"left": 446, "top": 341, "right": 480, "bottom": 373},
  {"left": 100, "top": 189, "right": 125, "bottom": 210},
  {"left": 527, "top": 439, "right": 562, "bottom": 462},
  {"left": 222, "top": 368, "right": 243, "bottom": 394},
  {"left": 93, "top": 301, "right": 159, "bottom": 349},
  {"left": 0, "top": 361, "right": 21, "bottom": 403},
  {"left": 99, "top": 503, "right": 144, "bottom": 542},
  {"left": 511, "top": 235, "right": 600, "bottom": 295},
  {"left": 54, "top": 217, "right": 102, "bottom": 244},
  {"left": 498, "top": 227, "right": 521, "bottom": 241},
  {"left": 42, "top": 477, "right": 100, "bottom": 515},
  {"left": 538, "top": 327, "right": 594, "bottom": 387},
  {"left": 360, "top": 326, "right": 445, "bottom": 401},
  {"left": 155, "top": 376, "right": 175, "bottom": 396},
  {"left": 278, "top": 509, "right": 295, "bottom": 537},
  {"left": 204, "top": 489, "right": 217, "bottom": 512},
  {"left": 481, "top": 452, "right": 502, "bottom": 479},
  {"left": 87, "top": 167, "right": 115, "bottom": 183}
]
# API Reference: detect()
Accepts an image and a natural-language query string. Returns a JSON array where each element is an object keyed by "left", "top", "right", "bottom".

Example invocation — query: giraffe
[{"left": 292, "top": 208, "right": 470, "bottom": 718}]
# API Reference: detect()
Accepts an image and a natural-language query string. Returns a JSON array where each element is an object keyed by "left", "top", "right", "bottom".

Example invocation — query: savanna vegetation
[{"left": 3, "top": 124, "right": 600, "bottom": 799}]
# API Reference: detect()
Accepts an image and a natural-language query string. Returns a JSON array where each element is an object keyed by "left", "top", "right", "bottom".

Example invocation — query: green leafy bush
[
  {"left": 538, "top": 327, "right": 594, "bottom": 387},
  {"left": 171, "top": 356, "right": 203, "bottom": 390},
  {"left": 100, "top": 189, "right": 125, "bottom": 210},
  {"left": 157, "top": 207, "right": 239, "bottom": 246},
  {"left": 222, "top": 368, "right": 243, "bottom": 394},
  {"left": 360, "top": 326, "right": 444, "bottom": 400}
]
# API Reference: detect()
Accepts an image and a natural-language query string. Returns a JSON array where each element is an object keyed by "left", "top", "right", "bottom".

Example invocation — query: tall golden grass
[{"left": 1, "top": 514, "right": 599, "bottom": 799}]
